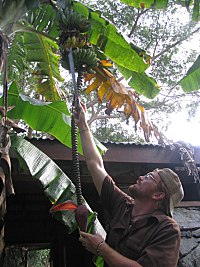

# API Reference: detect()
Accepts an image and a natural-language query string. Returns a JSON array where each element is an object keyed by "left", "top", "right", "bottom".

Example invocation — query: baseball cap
[{"left": 155, "top": 168, "right": 184, "bottom": 217}]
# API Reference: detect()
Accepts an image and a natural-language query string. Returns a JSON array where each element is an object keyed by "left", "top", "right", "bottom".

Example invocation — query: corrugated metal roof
[{"left": 101, "top": 141, "right": 163, "bottom": 147}]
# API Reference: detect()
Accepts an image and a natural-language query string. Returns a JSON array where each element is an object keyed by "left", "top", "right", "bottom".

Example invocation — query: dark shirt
[{"left": 100, "top": 175, "right": 181, "bottom": 267}]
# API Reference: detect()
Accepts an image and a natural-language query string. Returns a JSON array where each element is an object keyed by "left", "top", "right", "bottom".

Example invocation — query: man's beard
[
  {"left": 129, "top": 184, "right": 150, "bottom": 200},
  {"left": 128, "top": 184, "right": 139, "bottom": 198}
]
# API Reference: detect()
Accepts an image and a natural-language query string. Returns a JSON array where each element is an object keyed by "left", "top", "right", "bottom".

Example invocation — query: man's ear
[{"left": 152, "top": 192, "right": 165, "bottom": 201}]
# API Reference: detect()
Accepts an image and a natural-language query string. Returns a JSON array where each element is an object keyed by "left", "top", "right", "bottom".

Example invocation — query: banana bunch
[
  {"left": 61, "top": 48, "right": 98, "bottom": 74},
  {"left": 60, "top": 35, "right": 87, "bottom": 53},
  {"left": 56, "top": 8, "right": 91, "bottom": 33}
]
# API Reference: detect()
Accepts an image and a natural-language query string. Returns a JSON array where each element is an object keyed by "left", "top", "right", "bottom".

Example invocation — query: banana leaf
[
  {"left": 180, "top": 55, "right": 200, "bottom": 92},
  {"left": 119, "top": 0, "right": 168, "bottom": 9},
  {"left": 116, "top": 63, "right": 161, "bottom": 99},
  {"left": 3, "top": 3, "right": 63, "bottom": 101},
  {"left": 10, "top": 133, "right": 107, "bottom": 238},
  {"left": 24, "top": 31, "right": 63, "bottom": 101},
  {"left": 7, "top": 33, "right": 28, "bottom": 80},
  {"left": 120, "top": 0, "right": 199, "bottom": 22},
  {"left": 0, "top": 81, "right": 107, "bottom": 155}
]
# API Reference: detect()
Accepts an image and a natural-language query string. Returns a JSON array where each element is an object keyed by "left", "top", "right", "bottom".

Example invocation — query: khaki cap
[{"left": 155, "top": 168, "right": 184, "bottom": 217}]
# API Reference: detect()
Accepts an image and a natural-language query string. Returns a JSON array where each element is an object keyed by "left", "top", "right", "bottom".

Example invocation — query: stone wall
[{"left": 173, "top": 207, "right": 200, "bottom": 267}]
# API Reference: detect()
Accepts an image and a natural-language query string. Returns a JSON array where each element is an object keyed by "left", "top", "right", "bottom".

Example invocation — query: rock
[
  {"left": 180, "top": 237, "right": 198, "bottom": 257},
  {"left": 173, "top": 207, "right": 200, "bottom": 230},
  {"left": 193, "top": 229, "right": 200, "bottom": 238},
  {"left": 179, "top": 244, "right": 200, "bottom": 267}
]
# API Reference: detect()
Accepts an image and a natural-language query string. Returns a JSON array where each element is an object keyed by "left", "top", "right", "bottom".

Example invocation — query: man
[{"left": 74, "top": 102, "right": 184, "bottom": 267}]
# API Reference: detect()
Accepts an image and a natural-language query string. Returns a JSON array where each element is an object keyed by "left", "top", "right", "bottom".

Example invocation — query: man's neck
[{"left": 132, "top": 199, "right": 156, "bottom": 222}]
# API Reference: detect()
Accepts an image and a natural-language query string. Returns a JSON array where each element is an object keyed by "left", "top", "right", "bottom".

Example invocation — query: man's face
[{"left": 128, "top": 171, "right": 162, "bottom": 199}]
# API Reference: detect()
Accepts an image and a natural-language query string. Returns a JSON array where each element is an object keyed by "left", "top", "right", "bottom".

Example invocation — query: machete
[{"left": 68, "top": 46, "right": 79, "bottom": 112}]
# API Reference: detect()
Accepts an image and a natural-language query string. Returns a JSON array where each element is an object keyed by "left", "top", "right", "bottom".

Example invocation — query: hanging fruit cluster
[{"left": 56, "top": 7, "right": 98, "bottom": 74}]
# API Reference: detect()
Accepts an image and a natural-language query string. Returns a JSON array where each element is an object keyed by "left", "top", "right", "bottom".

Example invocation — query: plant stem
[{"left": 11, "top": 23, "right": 58, "bottom": 43}]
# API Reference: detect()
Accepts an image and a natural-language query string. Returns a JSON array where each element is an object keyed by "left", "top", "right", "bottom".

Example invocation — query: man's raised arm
[{"left": 73, "top": 102, "right": 108, "bottom": 195}]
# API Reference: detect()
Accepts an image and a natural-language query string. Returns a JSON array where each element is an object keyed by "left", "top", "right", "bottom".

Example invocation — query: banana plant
[
  {"left": 0, "top": 0, "right": 155, "bottom": 144},
  {"left": 0, "top": 0, "right": 199, "bottom": 264},
  {"left": 0, "top": 0, "right": 199, "bottom": 144}
]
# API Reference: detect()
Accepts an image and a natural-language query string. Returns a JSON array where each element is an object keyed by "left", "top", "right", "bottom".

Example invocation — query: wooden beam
[
  {"left": 175, "top": 201, "right": 200, "bottom": 207},
  {"left": 9, "top": 138, "right": 192, "bottom": 164}
]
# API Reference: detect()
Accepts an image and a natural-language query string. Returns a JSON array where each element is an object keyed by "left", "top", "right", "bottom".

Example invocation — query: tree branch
[
  {"left": 93, "top": 114, "right": 124, "bottom": 120},
  {"left": 128, "top": 8, "right": 149, "bottom": 38},
  {"left": 151, "top": 27, "right": 200, "bottom": 63},
  {"left": 152, "top": 21, "right": 168, "bottom": 57},
  {"left": 86, "top": 97, "right": 99, "bottom": 109},
  {"left": 87, "top": 106, "right": 106, "bottom": 125}
]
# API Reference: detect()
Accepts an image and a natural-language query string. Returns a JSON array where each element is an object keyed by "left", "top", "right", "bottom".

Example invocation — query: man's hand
[
  {"left": 79, "top": 231, "right": 143, "bottom": 267},
  {"left": 79, "top": 231, "right": 105, "bottom": 254},
  {"left": 73, "top": 102, "right": 87, "bottom": 130}
]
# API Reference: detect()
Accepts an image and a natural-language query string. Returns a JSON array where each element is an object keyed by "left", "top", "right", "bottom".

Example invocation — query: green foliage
[
  {"left": 0, "top": 81, "right": 107, "bottom": 154},
  {"left": 0, "top": 0, "right": 200, "bottom": 141},
  {"left": 84, "top": 0, "right": 200, "bottom": 128},
  {"left": 180, "top": 55, "right": 200, "bottom": 92},
  {"left": 24, "top": 31, "right": 63, "bottom": 101},
  {"left": 3, "top": 247, "right": 50, "bottom": 267},
  {"left": 120, "top": 0, "right": 199, "bottom": 22},
  {"left": 10, "top": 134, "right": 106, "bottom": 237}
]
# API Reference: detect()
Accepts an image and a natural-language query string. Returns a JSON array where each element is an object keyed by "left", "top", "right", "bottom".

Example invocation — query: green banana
[
  {"left": 79, "top": 17, "right": 88, "bottom": 25},
  {"left": 71, "top": 36, "right": 77, "bottom": 49},
  {"left": 87, "top": 62, "right": 98, "bottom": 69},
  {"left": 64, "top": 7, "right": 69, "bottom": 18},
  {"left": 82, "top": 48, "right": 88, "bottom": 61},
  {"left": 80, "top": 25, "right": 91, "bottom": 33},
  {"left": 64, "top": 37, "right": 71, "bottom": 51},
  {"left": 73, "top": 12, "right": 83, "bottom": 27},
  {"left": 61, "top": 12, "right": 69, "bottom": 26},
  {"left": 89, "top": 58, "right": 98, "bottom": 66},
  {"left": 84, "top": 51, "right": 97, "bottom": 64},
  {"left": 71, "top": 11, "right": 78, "bottom": 26},
  {"left": 78, "top": 48, "right": 83, "bottom": 61},
  {"left": 69, "top": 10, "right": 74, "bottom": 25},
  {"left": 79, "top": 39, "right": 86, "bottom": 48},
  {"left": 72, "top": 49, "right": 78, "bottom": 64},
  {"left": 86, "top": 69, "right": 96, "bottom": 74},
  {"left": 55, "top": 9, "right": 63, "bottom": 23},
  {"left": 83, "top": 50, "right": 93, "bottom": 62}
]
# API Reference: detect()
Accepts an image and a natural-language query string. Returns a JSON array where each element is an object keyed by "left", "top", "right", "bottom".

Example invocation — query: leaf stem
[{"left": 11, "top": 23, "right": 58, "bottom": 43}]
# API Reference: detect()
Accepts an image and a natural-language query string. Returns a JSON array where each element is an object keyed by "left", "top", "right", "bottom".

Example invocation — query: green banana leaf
[
  {"left": 24, "top": 31, "right": 63, "bottom": 101},
  {"left": 0, "top": 0, "right": 27, "bottom": 32},
  {"left": 7, "top": 33, "right": 28, "bottom": 80},
  {"left": 2, "top": 3, "right": 64, "bottom": 101},
  {"left": 120, "top": 0, "right": 168, "bottom": 9},
  {"left": 180, "top": 55, "right": 200, "bottom": 92},
  {"left": 192, "top": 0, "right": 200, "bottom": 22},
  {"left": 0, "top": 81, "right": 107, "bottom": 155},
  {"left": 120, "top": 0, "right": 199, "bottom": 22},
  {"left": 1, "top": 0, "right": 48, "bottom": 33},
  {"left": 116, "top": 63, "right": 161, "bottom": 99},
  {"left": 65, "top": 1, "right": 148, "bottom": 73},
  {"left": 10, "top": 133, "right": 107, "bottom": 239},
  {"left": 27, "top": 4, "right": 60, "bottom": 39},
  {"left": 17, "top": 5, "right": 63, "bottom": 101}
]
